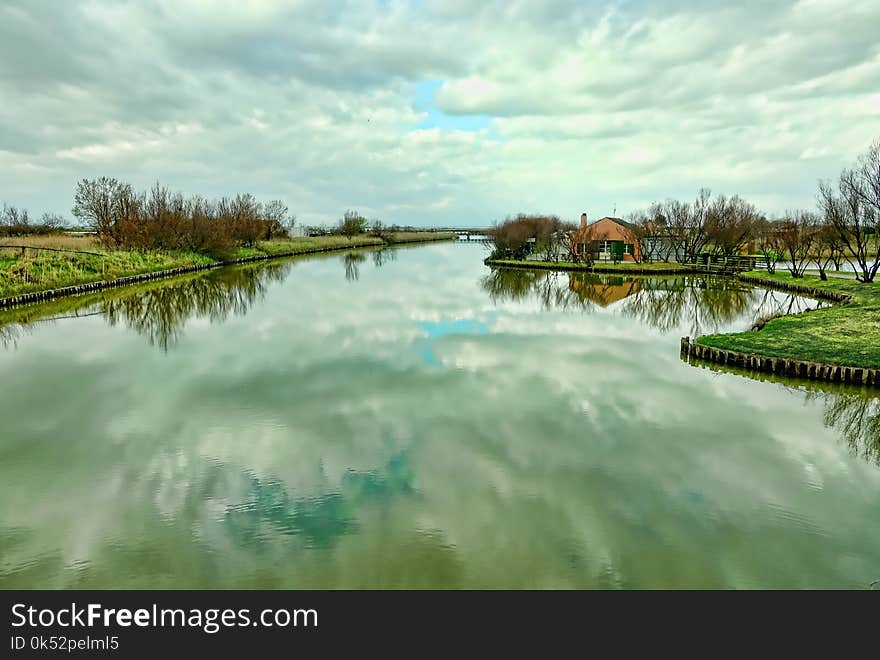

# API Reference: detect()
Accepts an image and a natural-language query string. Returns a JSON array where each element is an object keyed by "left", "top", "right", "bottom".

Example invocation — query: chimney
[{"left": 580, "top": 213, "right": 588, "bottom": 230}]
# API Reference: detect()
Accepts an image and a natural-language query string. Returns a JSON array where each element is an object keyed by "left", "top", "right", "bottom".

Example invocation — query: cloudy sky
[{"left": 1, "top": 0, "right": 878, "bottom": 227}]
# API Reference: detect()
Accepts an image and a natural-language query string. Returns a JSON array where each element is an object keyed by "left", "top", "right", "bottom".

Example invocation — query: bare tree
[
  {"left": 777, "top": 210, "right": 819, "bottom": 278},
  {"left": 72, "top": 177, "right": 131, "bottom": 245},
  {"left": 706, "top": 194, "right": 759, "bottom": 258},
  {"left": 818, "top": 138, "right": 880, "bottom": 283},
  {"left": 1, "top": 203, "right": 30, "bottom": 228},
  {"left": 261, "top": 199, "right": 290, "bottom": 239},
  {"left": 488, "top": 214, "right": 561, "bottom": 260},
  {"left": 370, "top": 220, "right": 390, "bottom": 241},
  {"left": 0, "top": 204, "right": 56, "bottom": 236},
  {"left": 38, "top": 212, "right": 66, "bottom": 230},
  {"left": 624, "top": 210, "right": 664, "bottom": 263},
  {"left": 812, "top": 222, "right": 847, "bottom": 281},
  {"left": 544, "top": 220, "right": 574, "bottom": 262},
  {"left": 754, "top": 218, "right": 781, "bottom": 274},
  {"left": 650, "top": 192, "right": 712, "bottom": 263},
  {"left": 566, "top": 219, "right": 596, "bottom": 264},
  {"left": 339, "top": 210, "right": 367, "bottom": 241},
  {"left": 684, "top": 188, "right": 713, "bottom": 261}
]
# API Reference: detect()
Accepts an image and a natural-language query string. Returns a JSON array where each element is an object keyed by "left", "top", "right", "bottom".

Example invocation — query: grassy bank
[
  {"left": 0, "top": 242, "right": 215, "bottom": 298},
  {"left": 231, "top": 235, "right": 382, "bottom": 259},
  {"left": 484, "top": 258, "right": 694, "bottom": 274},
  {"left": 386, "top": 231, "right": 456, "bottom": 244},
  {"left": 698, "top": 271, "right": 880, "bottom": 369},
  {"left": 0, "top": 233, "right": 453, "bottom": 300}
]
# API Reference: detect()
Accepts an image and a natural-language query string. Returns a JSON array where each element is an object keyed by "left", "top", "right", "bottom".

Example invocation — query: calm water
[{"left": 1, "top": 242, "right": 878, "bottom": 589}]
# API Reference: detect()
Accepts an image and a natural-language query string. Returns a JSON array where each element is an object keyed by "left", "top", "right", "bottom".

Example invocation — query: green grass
[
  {"left": 0, "top": 260, "right": 280, "bottom": 331},
  {"left": 0, "top": 248, "right": 214, "bottom": 298},
  {"left": 0, "top": 234, "right": 418, "bottom": 299},
  {"left": 386, "top": 231, "right": 456, "bottom": 243},
  {"left": 231, "top": 235, "right": 383, "bottom": 259},
  {"left": 699, "top": 270, "right": 880, "bottom": 368},
  {"left": 485, "top": 259, "right": 693, "bottom": 273}
]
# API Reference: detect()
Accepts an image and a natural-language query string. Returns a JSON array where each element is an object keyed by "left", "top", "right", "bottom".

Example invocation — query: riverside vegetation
[
  {"left": 484, "top": 137, "right": 880, "bottom": 377},
  {"left": 487, "top": 137, "right": 879, "bottom": 282},
  {"left": 0, "top": 179, "right": 453, "bottom": 299},
  {"left": 698, "top": 270, "right": 880, "bottom": 369}
]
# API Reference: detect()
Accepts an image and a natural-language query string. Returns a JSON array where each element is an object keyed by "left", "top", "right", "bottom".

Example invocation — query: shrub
[{"left": 71, "top": 178, "right": 292, "bottom": 257}]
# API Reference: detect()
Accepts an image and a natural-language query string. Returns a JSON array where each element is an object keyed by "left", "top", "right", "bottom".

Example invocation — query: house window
[
  {"left": 624, "top": 243, "right": 633, "bottom": 254},
  {"left": 577, "top": 242, "right": 587, "bottom": 254}
]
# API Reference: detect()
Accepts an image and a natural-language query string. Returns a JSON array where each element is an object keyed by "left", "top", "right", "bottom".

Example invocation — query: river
[{"left": 1, "top": 241, "right": 878, "bottom": 588}]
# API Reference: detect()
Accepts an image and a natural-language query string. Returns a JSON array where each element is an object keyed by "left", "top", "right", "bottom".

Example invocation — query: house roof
[
  {"left": 579, "top": 216, "right": 639, "bottom": 242},
  {"left": 594, "top": 216, "right": 638, "bottom": 230}
]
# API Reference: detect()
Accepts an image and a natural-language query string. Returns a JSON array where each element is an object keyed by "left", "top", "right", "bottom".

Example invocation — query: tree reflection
[
  {"left": 805, "top": 388, "right": 880, "bottom": 466},
  {"left": 481, "top": 268, "right": 820, "bottom": 336},
  {"left": 104, "top": 262, "right": 290, "bottom": 349},
  {"left": 343, "top": 251, "right": 367, "bottom": 282},
  {"left": 481, "top": 268, "right": 593, "bottom": 310},
  {"left": 371, "top": 247, "right": 397, "bottom": 269},
  {"left": 0, "top": 261, "right": 291, "bottom": 351},
  {"left": 684, "top": 357, "right": 880, "bottom": 467},
  {"left": 620, "top": 275, "right": 755, "bottom": 335},
  {"left": 0, "top": 323, "right": 24, "bottom": 349}
]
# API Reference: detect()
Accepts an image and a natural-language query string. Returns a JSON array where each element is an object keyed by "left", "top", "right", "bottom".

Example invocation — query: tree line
[
  {"left": 489, "top": 137, "right": 880, "bottom": 282},
  {"left": 70, "top": 177, "right": 294, "bottom": 257},
  {"left": 0, "top": 204, "right": 67, "bottom": 237},
  {"left": 4, "top": 178, "right": 396, "bottom": 255}
]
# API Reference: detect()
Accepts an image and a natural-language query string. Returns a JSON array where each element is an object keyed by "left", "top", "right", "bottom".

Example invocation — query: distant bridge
[{"left": 455, "top": 232, "right": 490, "bottom": 242}]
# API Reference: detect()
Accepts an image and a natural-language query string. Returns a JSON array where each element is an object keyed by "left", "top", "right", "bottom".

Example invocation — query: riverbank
[
  {"left": 684, "top": 270, "right": 880, "bottom": 382},
  {"left": 0, "top": 232, "right": 455, "bottom": 307},
  {"left": 484, "top": 258, "right": 695, "bottom": 274}
]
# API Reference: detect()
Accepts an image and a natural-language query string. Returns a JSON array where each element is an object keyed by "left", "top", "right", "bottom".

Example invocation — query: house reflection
[{"left": 567, "top": 273, "right": 641, "bottom": 307}]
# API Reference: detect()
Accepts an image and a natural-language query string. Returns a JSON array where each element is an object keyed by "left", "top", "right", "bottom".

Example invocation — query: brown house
[{"left": 570, "top": 213, "right": 641, "bottom": 262}]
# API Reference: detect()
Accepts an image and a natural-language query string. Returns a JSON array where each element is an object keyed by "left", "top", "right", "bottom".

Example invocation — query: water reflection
[
  {"left": 687, "top": 359, "right": 880, "bottom": 466},
  {"left": 225, "top": 453, "right": 413, "bottom": 551},
  {"left": 343, "top": 251, "right": 367, "bottom": 282},
  {"left": 2, "top": 243, "right": 879, "bottom": 588},
  {"left": 813, "top": 389, "right": 880, "bottom": 465},
  {"left": 104, "top": 262, "right": 291, "bottom": 349},
  {"left": 482, "top": 268, "right": 592, "bottom": 311},
  {"left": 371, "top": 247, "right": 397, "bottom": 269},
  {"left": 482, "top": 267, "right": 823, "bottom": 335},
  {"left": 0, "top": 322, "right": 24, "bottom": 349},
  {"left": 0, "top": 248, "right": 394, "bottom": 350}
]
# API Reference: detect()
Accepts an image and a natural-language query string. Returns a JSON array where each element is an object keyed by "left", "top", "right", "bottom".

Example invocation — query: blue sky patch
[
  {"left": 412, "top": 80, "right": 497, "bottom": 135},
  {"left": 418, "top": 317, "right": 490, "bottom": 367}
]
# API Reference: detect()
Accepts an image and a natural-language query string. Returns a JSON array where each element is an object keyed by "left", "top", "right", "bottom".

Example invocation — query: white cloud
[{"left": 0, "top": 0, "right": 878, "bottom": 225}]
